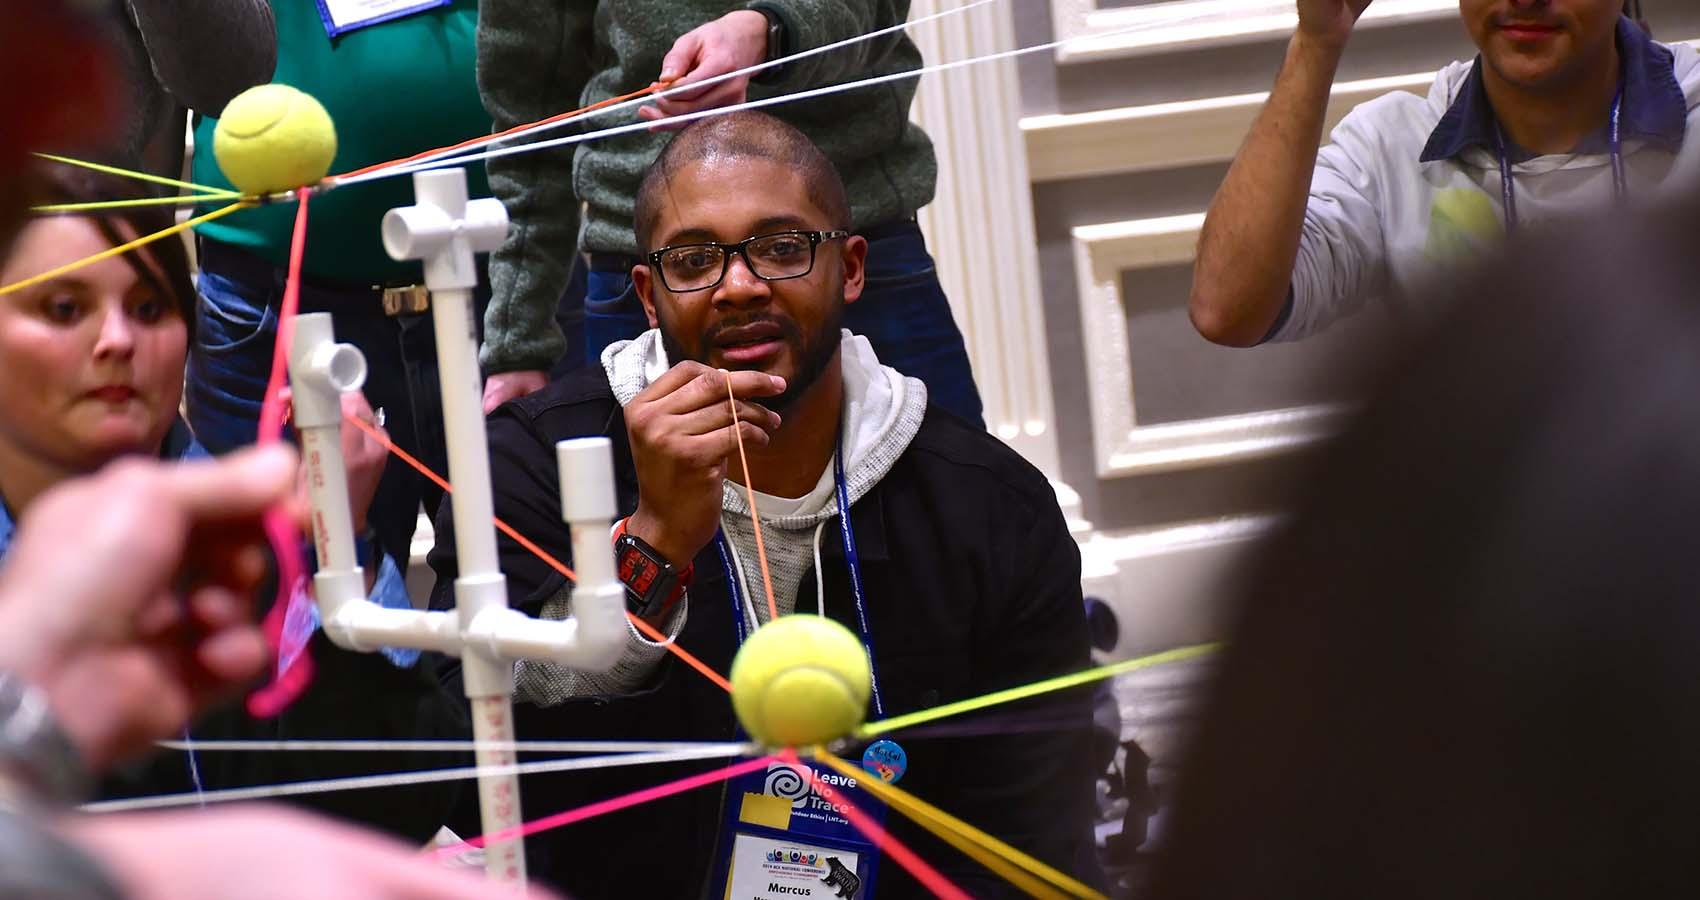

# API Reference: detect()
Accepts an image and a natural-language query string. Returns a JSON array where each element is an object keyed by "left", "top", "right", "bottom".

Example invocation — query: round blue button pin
[{"left": 861, "top": 739, "right": 907, "bottom": 784}]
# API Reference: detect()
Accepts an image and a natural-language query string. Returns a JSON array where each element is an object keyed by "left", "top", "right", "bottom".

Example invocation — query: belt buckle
[{"left": 380, "top": 285, "right": 429, "bottom": 316}]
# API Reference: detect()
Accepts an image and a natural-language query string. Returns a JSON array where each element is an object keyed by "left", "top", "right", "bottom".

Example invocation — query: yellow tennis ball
[
  {"left": 1425, "top": 187, "right": 1503, "bottom": 262},
  {"left": 213, "top": 84, "right": 337, "bottom": 195},
  {"left": 731, "top": 615, "right": 872, "bottom": 748}
]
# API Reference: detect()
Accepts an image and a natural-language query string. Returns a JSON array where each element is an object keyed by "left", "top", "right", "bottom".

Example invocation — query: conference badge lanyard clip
[
  {"left": 1494, "top": 88, "right": 1626, "bottom": 235},
  {"left": 315, "top": 0, "right": 451, "bottom": 38},
  {"left": 711, "top": 437, "right": 906, "bottom": 900}
]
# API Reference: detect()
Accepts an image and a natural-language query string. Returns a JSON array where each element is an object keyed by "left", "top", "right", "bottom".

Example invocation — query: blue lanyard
[
  {"left": 1495, "top": 88, "right": 1625, "bottom": 234},
  {"left": 715, "top": 434, "right": 886, "bottom": 718}
]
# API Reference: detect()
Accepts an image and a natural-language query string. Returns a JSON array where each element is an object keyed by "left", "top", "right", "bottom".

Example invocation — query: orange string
[
  {"left": 336, "top": 83, "right": 669, "bottom": 180},
  {"left": 342, "top": 412, "right": 732, "bottom": 693},
  {"left": 724, "top": 377, "right": 780, "bottom": 624}
]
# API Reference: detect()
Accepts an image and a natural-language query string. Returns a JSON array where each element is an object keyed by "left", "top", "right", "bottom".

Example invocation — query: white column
[{"left": 907, "top": 0, "right": 1089, "bottom": 530}]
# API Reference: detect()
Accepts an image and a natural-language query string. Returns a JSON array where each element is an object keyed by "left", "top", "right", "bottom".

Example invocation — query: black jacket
[{"left": 429, "top": 368, "right": 1099, "bottom": 897}]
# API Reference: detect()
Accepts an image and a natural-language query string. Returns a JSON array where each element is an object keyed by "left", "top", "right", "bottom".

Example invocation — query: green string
[{"left": 856, "top": 642, "right": 1220, "bottom": 739}]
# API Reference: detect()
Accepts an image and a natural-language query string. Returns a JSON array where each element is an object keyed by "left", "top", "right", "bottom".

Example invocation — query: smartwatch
[
  {"left": 752, "top": 6, "right": 788, "bottom": 85},
  {"left": 613, "top": 521, "right": 692, "bottom": 620}
]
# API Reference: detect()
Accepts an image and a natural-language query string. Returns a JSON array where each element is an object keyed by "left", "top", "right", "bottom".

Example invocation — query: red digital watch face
[{"left": 619, "top": 546, "right": 661, "bottom": 594}]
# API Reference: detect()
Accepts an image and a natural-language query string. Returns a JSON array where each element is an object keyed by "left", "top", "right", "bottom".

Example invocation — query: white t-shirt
[{"left": 1272, "top": 24, "right": 1700, "bottom": 342}]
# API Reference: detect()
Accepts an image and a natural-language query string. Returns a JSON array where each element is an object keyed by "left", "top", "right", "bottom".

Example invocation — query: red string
[
  {"left": 341, "top": 412, "right": 734, "bottom": 694},
  {"left": 784, "top": 749, "right": 972, "bottom": 900},
  {"left": 437, "top": 754, "right": 776, "bottom": 854},
  {"left": 246, "top": 193, "right": 314, "bottom": 718}
]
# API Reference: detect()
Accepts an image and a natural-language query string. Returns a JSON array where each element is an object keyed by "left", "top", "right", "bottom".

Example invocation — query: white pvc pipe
[
  {"left": 323, "top": 605, "right": 463, "bottom": 656},
  {"left": 288, "top": 313, "right": 369, "bottom": 629},
  {"left": 470, "top": 695, "right": 526, "bottom": 882},
  {"left": 432, "top": 283, "right": 525, "bottom": 886},
  {"left": 301, "top": 428, "right": 358, "bottom": 576},
  {"left": 432, "top": 286, "right": 505, "bottom": 619}
]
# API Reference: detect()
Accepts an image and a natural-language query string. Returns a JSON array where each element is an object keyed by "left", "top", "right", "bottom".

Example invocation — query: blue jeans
[
  {"left": 185, "top": 239, "right": 471, "bottom": 567},
  {"left": 569, "top": 220, "right": 986, "bottom": 428}
]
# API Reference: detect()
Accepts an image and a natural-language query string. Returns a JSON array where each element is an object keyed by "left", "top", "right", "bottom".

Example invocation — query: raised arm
[
  {"left": 477, "top": 1, "right": 596, "bottom": 406},
  {"left": 1189, "top": 0, "right": 1369, "bottom": 347}
]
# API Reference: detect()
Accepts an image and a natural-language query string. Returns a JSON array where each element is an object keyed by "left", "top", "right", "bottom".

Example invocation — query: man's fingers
[
  {"left": 187, "top": 584, "right": 252, "bottom": 632},
  {"left": 652, "top": 368, "right": 786, "bottom": 416},
  {"left": 134, "top": 591, "right": 181, "bottom": 638},
  {"left": 722, "top": 369, "right": 787, "bottom": 399},
  {"left": 158, "top": 445, "right": 299, "bottom": 519},
  {"left": 636, "top": 360, "right": 716, "bottom": 401},
  {"left": 658, "top": 31, "right": 704, "bottom": 83},
  {"left": 648, "top": 79, "right": 748, "bottom": 118},
  {"left": 717, "top": 420, "right": 774, "bottom": 456},
  {"left": 194, "top": 624, "right": 268, "bottom": 686},
  {"left": 674, "top": 398, "right": 781, "bottom": 437}
]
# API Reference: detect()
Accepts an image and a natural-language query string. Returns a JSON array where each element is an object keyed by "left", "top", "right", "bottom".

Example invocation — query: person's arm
[
  {"left": 477, "top": 0, "right": 595, "bottom": 406},
  {"left": 123, "top": 0, "right": 276, "bottom": 116},
  {"left": 1188, "top": 0, "right": 1370, "bottom": 347},
  {"left": 636, "top": 0, "right": 901, "bottom": 124}
]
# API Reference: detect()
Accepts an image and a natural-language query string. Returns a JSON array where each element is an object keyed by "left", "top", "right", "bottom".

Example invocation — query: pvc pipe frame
[
  {"left": 288, "top": 312, "right": 628, "bottom": 671},
  {"left": 285, "top": 168, "right": 631, "bottom": 887}
]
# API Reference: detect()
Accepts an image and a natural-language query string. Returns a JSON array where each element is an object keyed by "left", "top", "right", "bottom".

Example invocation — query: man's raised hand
[{"left": 623, "top": 362, "right": 785, "bottom": 567}]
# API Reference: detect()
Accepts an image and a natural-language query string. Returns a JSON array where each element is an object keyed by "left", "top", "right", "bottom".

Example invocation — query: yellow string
[
  {"left": 815, "top": 752, "right": 1104, "bottom": 899},
  {"left": 0, "top": 202, "right": 249, "bottom": 297},
  {"left": 33, "top": 153, "right": 241, "bottom": 199},
  {"left": 32, "top": 194, "right": 235, "bottom": 213},
  {"left": 858, "top": 643, "right": 1219, "bottom": 739}
]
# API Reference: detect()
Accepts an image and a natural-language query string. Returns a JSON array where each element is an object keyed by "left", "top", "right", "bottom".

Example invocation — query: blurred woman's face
[{"left": 0, "top": 216, "right": 187, "bottom": 473}]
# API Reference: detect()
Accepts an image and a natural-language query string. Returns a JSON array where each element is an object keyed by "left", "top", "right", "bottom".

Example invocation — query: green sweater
[
  {"left": 192, "top": 0, "right": 491, "bottom": 284},
  {"left": 477, "top": 0, "right": 938, "bottom": 373}
]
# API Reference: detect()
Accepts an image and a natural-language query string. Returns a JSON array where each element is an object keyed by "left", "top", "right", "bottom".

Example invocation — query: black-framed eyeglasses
[{"left": 645, "top": 230, "right": 850, "bottom": 293}]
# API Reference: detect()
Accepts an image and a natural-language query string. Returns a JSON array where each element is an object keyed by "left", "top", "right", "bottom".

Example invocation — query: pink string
[
  {"left": 784, "top": 749, "right": 971, "bottom": 900},
  {"left": 246, "top": 193, "right": 316, "bottom": 719},
  {"left": 439, "top": 755, "right": 778, "bottom": 854}
]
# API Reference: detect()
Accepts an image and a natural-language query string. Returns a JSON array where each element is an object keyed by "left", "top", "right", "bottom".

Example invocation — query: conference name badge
[
  {"left": 315, "top": 0, "right": 452, "bottom": 38},
  {"left": 725, "top": 834, "right": 863, "bottom": 900},
  {"left": 717, "top": 760, "right": 882, "bottom": 899}
]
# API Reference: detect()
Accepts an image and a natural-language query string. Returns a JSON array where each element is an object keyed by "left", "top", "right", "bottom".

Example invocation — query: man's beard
[{"left": 660, "top": 301, "right": 844, "bottom": 414}]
